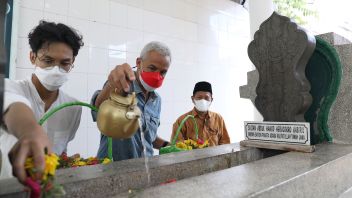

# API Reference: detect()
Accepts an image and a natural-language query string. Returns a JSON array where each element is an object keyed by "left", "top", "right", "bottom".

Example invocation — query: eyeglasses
[
  {"left": 40, "top": 65, "right": 75, "bottom": 73},
  {"left": 36, "top": 57, "right": 74, "bottom": 73}
]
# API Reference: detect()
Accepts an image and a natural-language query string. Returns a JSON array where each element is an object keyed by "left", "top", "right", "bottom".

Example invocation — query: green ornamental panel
[{"left": 304, "top": 36, "right": 342, "bottom": 144}]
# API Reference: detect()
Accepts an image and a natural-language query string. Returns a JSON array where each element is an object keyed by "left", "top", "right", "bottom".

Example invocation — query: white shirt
[{"left": 0, "top": 77, "right": 81, "bottom": 179}]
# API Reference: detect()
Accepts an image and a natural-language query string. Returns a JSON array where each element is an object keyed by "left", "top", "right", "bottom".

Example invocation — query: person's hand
[
  {"left": 108, "top": 63, "right": 136, "bottom": 94},
  {"left": 8, "top": 125, "right": 52, "bottom": 183}
]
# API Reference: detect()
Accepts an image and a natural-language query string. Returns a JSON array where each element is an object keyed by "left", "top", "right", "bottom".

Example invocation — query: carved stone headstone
[
  {"left": 248, "top": 12, "right": 315, "bottom": 122},
  {"left": 323, "top": 36, "right": 352, "bottom": 144},
  {"left": 240, "top": 32, "right": 351, "bottom": 145},
  {"left": 239, "top": 70, "right": 258, "bottom": 104}
]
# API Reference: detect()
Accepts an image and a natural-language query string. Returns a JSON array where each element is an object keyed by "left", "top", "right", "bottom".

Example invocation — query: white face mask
[
  {"left": 34, "top": 66, "right": 69, "bottom": 91},
  {"left": 194, "top": 99, "right": 211, "bottom": 112}
]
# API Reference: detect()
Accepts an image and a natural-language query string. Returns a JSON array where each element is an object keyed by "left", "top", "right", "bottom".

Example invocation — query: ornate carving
[{"left": 248, "top": 12, "right": 315, "bottom": 122}]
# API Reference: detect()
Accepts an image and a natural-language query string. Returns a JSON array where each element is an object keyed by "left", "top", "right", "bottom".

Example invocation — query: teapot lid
[{"left": 110, "top": 91, "right": 138, "bottom": 106}]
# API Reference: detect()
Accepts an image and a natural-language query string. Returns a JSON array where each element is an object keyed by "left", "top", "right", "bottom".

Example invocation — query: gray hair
[{"left": 140, "top": 41, "right": 171, "bottom": 62}]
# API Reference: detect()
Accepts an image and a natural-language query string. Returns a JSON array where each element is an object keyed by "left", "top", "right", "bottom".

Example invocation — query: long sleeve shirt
[{"left": 171, "top": 108, "right": 230, "bottom": 146}]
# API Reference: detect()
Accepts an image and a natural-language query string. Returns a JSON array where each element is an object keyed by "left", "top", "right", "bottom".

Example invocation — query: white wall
[
  {"left": 13, "top": 0, "right": 254, "bottom": 157},
  {"left": 248, "top": 0, "right": 273, "bottom": 39}
]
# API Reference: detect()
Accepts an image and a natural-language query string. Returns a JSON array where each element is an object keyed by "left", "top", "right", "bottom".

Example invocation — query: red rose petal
[{"left": 25, "top": 178, "right": 41, "bottom": 198}]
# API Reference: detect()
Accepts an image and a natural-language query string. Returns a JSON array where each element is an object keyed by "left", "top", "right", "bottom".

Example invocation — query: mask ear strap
[
  {"left": 30, "top": 53, "right": 37, "bottom": 64},
  {"left": 134, "top": 65, "right": 142, "bottom": 74}
]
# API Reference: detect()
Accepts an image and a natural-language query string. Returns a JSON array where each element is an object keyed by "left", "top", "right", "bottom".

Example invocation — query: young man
[
  {"left": 0, "top": 20, "right": 83, "bottom": 181},
  {"left": 91, "top": 41, "right": 171, "bottom": 161},
  {"left": 170, "top": 81, "right": 230, "bottom": 146}
]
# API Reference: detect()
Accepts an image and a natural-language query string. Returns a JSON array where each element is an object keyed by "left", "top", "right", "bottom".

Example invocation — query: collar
[
  {"left": 27, "top": 77, "right": 45, "bottom": 105},
  {"left": 132, "top": 79, "right": 143, "bottom": 94},
  {"left": 191, "top": 108, "right": 211, "bottom": 119},
  {"left": 27, "top": 76, "right": 61, "bottom": 106}
]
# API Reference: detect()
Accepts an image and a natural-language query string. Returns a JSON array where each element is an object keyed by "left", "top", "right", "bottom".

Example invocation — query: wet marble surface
[
  {"left": 115, "top": 143, "right": 352, "bottom": 198},
  {"left": 0, "top": 143, "right": 277, "bottom": 197}
]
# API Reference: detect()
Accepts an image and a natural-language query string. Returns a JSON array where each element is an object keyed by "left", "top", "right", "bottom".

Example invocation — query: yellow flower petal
[{"left": 102, "top": 158, "right": 111, "bottom": 164}]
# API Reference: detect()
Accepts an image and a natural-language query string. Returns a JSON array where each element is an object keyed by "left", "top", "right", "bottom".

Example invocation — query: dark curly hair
[{"left": 28, "top": 20, "right": 84, "bottom": 57}]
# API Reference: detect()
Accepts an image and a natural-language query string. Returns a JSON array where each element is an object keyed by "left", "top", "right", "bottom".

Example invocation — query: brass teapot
[{"left": 97, "top": 91, "right": 141, "bottom": 139}]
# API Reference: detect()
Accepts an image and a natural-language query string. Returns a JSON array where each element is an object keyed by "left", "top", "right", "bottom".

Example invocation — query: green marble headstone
[{"left": 304, "top": 36, "right": 342, "bottom": 144}]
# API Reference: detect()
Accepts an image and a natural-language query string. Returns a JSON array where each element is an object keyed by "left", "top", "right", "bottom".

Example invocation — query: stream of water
[{"left": 139, "top": 119, "right": 151, "bottom": 185}]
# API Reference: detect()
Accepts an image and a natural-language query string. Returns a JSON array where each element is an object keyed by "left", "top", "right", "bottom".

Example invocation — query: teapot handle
[{"left": 109, "top": 79, "right": 135, "bottom": 97}]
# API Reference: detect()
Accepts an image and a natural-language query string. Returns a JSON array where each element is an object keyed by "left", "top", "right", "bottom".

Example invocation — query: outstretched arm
[{"left": 3, "top": 102, "right": 52, "bottom": 183}]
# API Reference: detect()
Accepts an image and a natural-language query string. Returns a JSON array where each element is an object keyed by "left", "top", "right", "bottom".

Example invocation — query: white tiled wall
[{"left": 13, "top": 0, "right": 254, "bottom": 157}]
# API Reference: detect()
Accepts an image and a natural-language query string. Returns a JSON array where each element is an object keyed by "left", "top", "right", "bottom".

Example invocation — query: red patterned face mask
[{"left": 139, "top": 70, "right": 164, "bottom": 92}]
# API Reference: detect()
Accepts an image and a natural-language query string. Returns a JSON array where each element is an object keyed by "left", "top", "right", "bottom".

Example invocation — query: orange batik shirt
[{"left": 171, "top": 108, "right": 230, "bottom": 146}]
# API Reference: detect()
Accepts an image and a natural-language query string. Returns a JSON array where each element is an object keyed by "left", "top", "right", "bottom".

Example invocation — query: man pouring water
[{"left": 91, "top": 41, "right": 171, "bottom": 161}]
